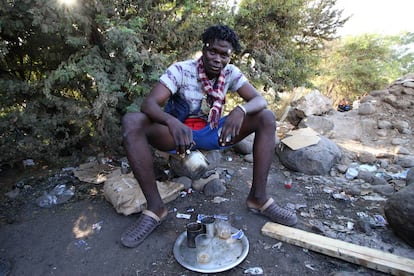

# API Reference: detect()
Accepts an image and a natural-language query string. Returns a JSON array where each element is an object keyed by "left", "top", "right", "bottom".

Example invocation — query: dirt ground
[{"left": 1, "top": 147, "right": 413, "bottom": 276}]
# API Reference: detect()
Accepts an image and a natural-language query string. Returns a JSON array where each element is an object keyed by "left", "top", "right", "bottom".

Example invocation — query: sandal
[
  {"left": 248, "top": 198, "right": 298, "bottom": 226},
  {"left": 120, "top": 210, "right": 164, "bottom": 248}
]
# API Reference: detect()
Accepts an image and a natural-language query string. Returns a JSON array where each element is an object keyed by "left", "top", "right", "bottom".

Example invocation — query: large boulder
[
  {"left": 384, "top": 183, "right": 414, "bottom": 248},
  {"left": 276, "top": 136, "right": 342, "bottom": 175},
  {"left": 298, "top": 115, "right": 334, "bottom": 136},
  {"left": 287, "top": 90, "right": 333, "bottom": 126}
]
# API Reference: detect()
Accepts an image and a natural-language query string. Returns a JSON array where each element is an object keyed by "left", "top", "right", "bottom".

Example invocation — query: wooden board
[{"left": 262, "top": 222, "right": 414, "bottom": 275}]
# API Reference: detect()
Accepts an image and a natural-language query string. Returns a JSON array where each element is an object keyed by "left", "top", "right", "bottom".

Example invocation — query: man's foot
[
  {"left": 120, "top": 209, "right": 167, "bottom": 248},
  {"left": 247, "top": 198, "right": 297, "bottom": 226}
]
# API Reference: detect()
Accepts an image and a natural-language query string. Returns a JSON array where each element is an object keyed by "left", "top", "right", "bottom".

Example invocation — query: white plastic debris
[
  {"left": 212, "top": 196, "right": 229, "bottom": 203},
  {"left": 272, "top": 242, "right": 283, "bottom": 250},
  {"left": 23, "top": 159, "right": 35, "bottom": 167},
  {"left": 92, "top": 221, "right": 103, "bottom": 232},
  {"left": 244, "top": 267, "right": 263, "bottom": 275},
  {"left": 176, "top": 213, "right": 191, "bottom": 219}
]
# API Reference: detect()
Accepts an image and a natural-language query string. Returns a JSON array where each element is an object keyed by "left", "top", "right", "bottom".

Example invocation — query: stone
[
  {"left": 276, "top": 136, "right": 342, "bottom": 175},
  {"left": 173, "top": 176, "right": 192, "bottom": 190},
  {"left": 192, "top": 172, "right": 220, "bottom": 192},
  {"left": 391, "top": 137, "right": 409, "bottom": 145},
  {"left": 357, "top": 102, "right": 376, "bottom": 115},
  {"left": 243, "top": 153, "right": 254, "bottom": 163},
  {"left": 357, "top": 151, "right": 376, "bottom": 164},
  {"left": 204, "top": 150, "right": 222, "bottom": 170},
  {"left": 403, "top": 81, "right": 414, "bottom": 88},
  {"left": 287, "top": 90, "right": 333, "bottom": 126},
  {"left": 298, "top": 115, "right": 334, "bottom": 136},
  {"left": 372, "top": 184, "right": 395, "bottom": 196},
  {"left": 395, "top": 146, "right": 411, "bottom": 155},
  {"left": 393, "top": 120, "right": 410, "bottom": 133},
  {"left": 377, "top": 120, "right": 392, "bottom": 129},
  {"left": 336, "top": 164, "right": 348, "bottom": 174},
  {"left": 376, "top": 129, "right": 388, "bottom": 137},
  {"left": 384, "top": 184, "right": 414, "bottom": 248},
  {"left": 203, "top": 178, "right": 226, "bottom": 197},
  {"left": 356, "top": 170, "right": 373, "bottom": 183},
  {"left": 395, "top": 155, "right": 414, "bottom": 168},
  {"left": 370, "top": 89, "right": 389, "bottom": 97},
  {"left": 233, "top": 134, "right": 254, "bottom": 154}
]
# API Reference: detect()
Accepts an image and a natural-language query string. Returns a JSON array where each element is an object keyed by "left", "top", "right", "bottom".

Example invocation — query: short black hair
[{"left": 201, "top": 25, "right": 241, "bottom": 54}]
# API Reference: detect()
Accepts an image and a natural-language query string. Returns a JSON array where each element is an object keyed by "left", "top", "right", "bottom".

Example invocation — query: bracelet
[{"left": 237, "top": 104, "right": 247, "bottom": 116}]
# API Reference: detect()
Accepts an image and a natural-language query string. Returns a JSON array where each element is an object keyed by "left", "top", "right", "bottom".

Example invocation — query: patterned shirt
[{"left": 160, "top": 59, "right": 247, "bottom": 118}]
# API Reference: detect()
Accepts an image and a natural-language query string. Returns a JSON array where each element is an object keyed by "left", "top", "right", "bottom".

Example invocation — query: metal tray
[{"left": 173, "top": 228, "right": 249, "bottom": 273}]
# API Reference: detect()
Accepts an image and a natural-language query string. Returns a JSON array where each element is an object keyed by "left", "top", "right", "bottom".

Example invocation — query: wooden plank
[{"left": 261, "top": 222, "right": 414, "bottom": 276}]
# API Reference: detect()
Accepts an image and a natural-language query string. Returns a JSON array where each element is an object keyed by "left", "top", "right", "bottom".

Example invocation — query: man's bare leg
[
  {"left": 120, "top": 112, "right": 177, "bottom": 247},
  {"left": 239, "top": 109, "right": 297, "bottom": 226}
]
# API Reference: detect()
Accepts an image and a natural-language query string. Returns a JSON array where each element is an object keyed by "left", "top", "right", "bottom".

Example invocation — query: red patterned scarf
[{"left": 197, "top": 57, "right": 226, "bottom": 129}]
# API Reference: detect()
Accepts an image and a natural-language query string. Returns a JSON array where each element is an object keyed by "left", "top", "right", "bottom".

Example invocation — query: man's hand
[
  {"left": 166, "top": 117, "right": 194, "bottom": 155},
  {"left": 219, "top": 106, "right": 245, "bottom": 146}
]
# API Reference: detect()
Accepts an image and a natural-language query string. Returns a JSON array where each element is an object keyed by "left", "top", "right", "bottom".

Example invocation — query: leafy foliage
[
  {"left": 0, "top": 0, "right": 346, "bottom": 167},
  {"left": 312, "top": 32, "right": 414, "bottom": 102}
]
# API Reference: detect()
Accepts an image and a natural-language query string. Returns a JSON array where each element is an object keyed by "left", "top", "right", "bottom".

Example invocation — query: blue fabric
[
  {"left": 168, "top": 117, "right": 232, "bottom": 154},
  {"left": 164, "top": 93, "right": 190, "bottom": 122}
]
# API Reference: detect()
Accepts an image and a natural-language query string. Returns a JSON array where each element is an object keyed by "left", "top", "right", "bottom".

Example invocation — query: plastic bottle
[
  {"left": 36, "top": 184, "right": 75, "bottom": 207},
  {"left": 36, "top": 192, "right": 58, "bottom": 208}
]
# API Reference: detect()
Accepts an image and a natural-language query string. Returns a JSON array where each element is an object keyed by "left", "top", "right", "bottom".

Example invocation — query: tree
[
  {"left": 0, "top": 0, "right": 347, "bottom": 167},
  {"left": 313, "top": 32, "right": 414, "bottom": 102}
]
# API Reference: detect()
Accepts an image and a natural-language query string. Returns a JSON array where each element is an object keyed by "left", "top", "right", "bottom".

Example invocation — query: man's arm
[
  {"left": 218, "top": 82, "right": 267, "bottom": 145},
  {"left": 141, "top": 82, "right": 194, "bottom": 154},
  {"left": 236, "top": 82, "right": 267, "bottom": 114}
]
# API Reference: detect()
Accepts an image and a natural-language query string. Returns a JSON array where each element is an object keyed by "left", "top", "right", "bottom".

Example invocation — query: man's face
[{"left": 202, "top": 39, "right": 233, "bottom": 79}]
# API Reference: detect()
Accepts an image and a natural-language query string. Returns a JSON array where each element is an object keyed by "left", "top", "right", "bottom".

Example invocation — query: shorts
[{"left": 168, "top": 116, "right": 231, "bottom": 154}]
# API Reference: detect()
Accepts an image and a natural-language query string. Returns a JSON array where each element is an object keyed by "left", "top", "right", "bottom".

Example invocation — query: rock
[
  {"left": 192, "top": 172, "right": 220, "bottom": 192},
  {"left": 356, "top": 170, "right": 373, "bottom": 183},
  {"left": 298, "top": 115, "right": 334, "bottom": 136},
  {"left": 287, "top": 90, "right": 333, "bottom": 126},
  {"left": 276, "top": 136, "right": 342, "bottom": 175},
  {"left": 370, "top": 176, "right": 388, "bottom": 186},
  {"left": 336, "top": 164, "right": 348, "bottom": 174},
  {"left": 204, "top": 150, "right": 222, "bottom": 170},
  {"left": 382, "top": 94, "right": 411, "bottom": 109},
  {"left": 391, "top": 138, "right": 409, "bottom": 146},
  {"left": 372, "top": 184, "right": 395, "bottom": 196},
  {"left": 173, "top": 176, "right": 192, "bottom": 190},
  {"left": 203, "top": 178, "right": 226, "bottom": 197},
  {"left": 395, "top": 146, "right": 411, "bottom": 155},
  {"left": 393, "top": 120, "right": 410, "bottom": 134},
  {"left": 370, "top": 89, "right": 389, "bottom": 97},
  {"left": 403, "top": 81, "right": 414, "bottom": 88},
  {"left": 403, "top": 87, "right": 414, "bottom": 95},
  {"left": 233, "top": 134, "right": 254, "bottom": 154},
  {"left": 243, "top": 153, "right": 254, "bottom": 163},
  {"left": 395, "top": 155, "right": 414, "bottom": 168},
  {"left": 376, "top": 129, "right": 388, "bottom": 137},
  {"left": 377, "top": 120, "right": 392, "bottom": 129},
  {"left": 357, "top": 151, "right": 376, "bottom": 164},
  {"left": 357, "top": 102, "right": 376, "bottom": 115},
  {"left": 384, "top": 184, "right": 414, "bottom": 247}
]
